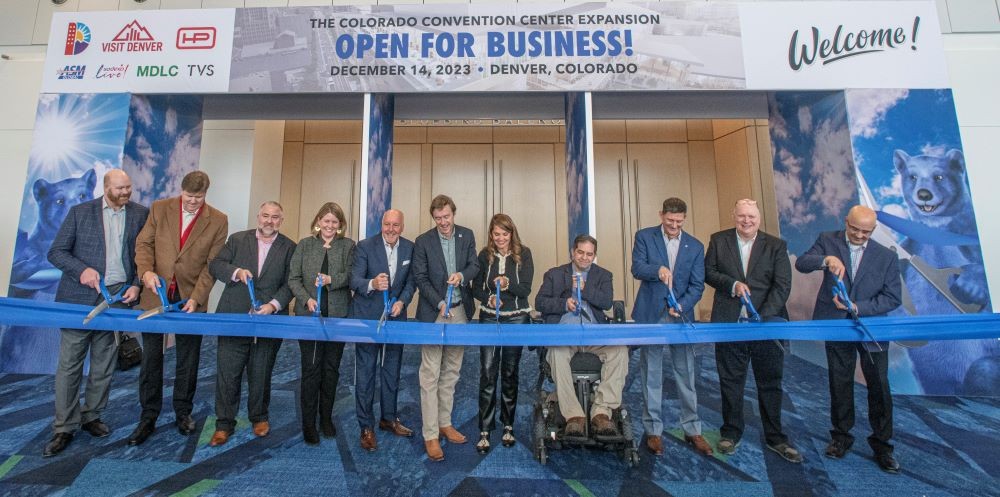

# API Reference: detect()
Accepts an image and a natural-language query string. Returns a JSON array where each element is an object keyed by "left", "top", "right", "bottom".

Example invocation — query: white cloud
[
  {"left": 846, "top": 89, "right": 909, "bottom": 138},
  {"left": 164, "top": 108, "right": 178, "bottom": 137},
  {"left": 164, "top": 127, "right": 202, "bottom": 195},
  {"left": 876, "top": 172, "right": 903, "bottom": 201},
  {"left": 920, "top": 143, "right": 948, "bottom": 156},
  {"left": 808, "top": 118, "right": 855, "bottom": 217},
  {"left": 797, "top": 106, "right": 812, "bottom": 134},
  {"left": 768, "top": 96, "right": 789, "bottom": 140},
  {"left": 130, "top": 96, "right": 154, "bottom": 128},
  {"left": 773, "top": 147, "right": 815, "bottom": 226}
]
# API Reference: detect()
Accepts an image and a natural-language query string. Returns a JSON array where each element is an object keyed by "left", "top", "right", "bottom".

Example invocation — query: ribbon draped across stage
[{"left": 1, "top": 297, "right": 998, "bottom": 347}]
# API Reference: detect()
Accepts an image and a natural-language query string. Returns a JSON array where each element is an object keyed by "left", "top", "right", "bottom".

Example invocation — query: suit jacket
[
  {"left": 705, "top": 228, "right": 791, "bottom": 323},
  {"left": 535, "top": 263, "right": 613, "bottom": 324},
  {"left": 631, "top": 227, "right": 705, "bottom": 324},
  {"left": 135, "top": 197, "right": 228, "bottom": 312},
  {"left": 349, "top": 233, "right": 416, "bottom": 321},
  {"left": 209, "top": 229, "right": 296, "bottom": 315},
  {"left": 412, "top": 225, "right": 479, "bottom": 322},
  {"left": 48, "top": 197, "right": 149, "bottom": 305},
  {"left": 795, "top": 230, "right": 902, "bottom": 323},
  {"left": 288, "top": 235, "right": 354, "bottom": 318}
]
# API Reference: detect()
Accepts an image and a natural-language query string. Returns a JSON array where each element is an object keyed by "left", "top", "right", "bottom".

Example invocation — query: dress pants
[
  {"left": 825, "top": 341, "right": 894, "bottom": 454},
  {"left": 298, "top": 340, "right": 345, "bottom": 430},
  {"left": 214, "top": 336, "right": 282, "bottom": 433},
  {"left": 715, "top": 339, "right": 788, "bottom": 446},
  {"left": 477, "top": 314, "right": 528, "bottom": 432},
  {"left": 547, "top": 345, "right": 628, "bottom": 420},
  {"left": 419, "top": 309, "right": 467, "bottom": 440},
  {"left": 355, "top": 341, "right": 405, "bottom": 430},
  {"left": 640, "top": 343, "right": 701, "bottom": 436},
  {"left": 53, "top": 328, "right": 118, "bottom": 434},
  {"left": 139, "top": 332, "right": 203, "bottom": 422}
]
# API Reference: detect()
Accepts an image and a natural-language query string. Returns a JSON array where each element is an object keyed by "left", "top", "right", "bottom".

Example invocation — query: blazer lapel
[
  {"left": 726, "top": 232, "right": 745, "bottom": 280},
  {"left": 745, "top": 234, "right": 766, "bottom": 279},
  {"left": 835, "top": 232, "right": 853, "bottom": 287},
  {"left": 166, "top": 199, "right": 181, "bottom": 255},
  {"left": 653, "top": 229, "right": 670, "bottom": 269},
  {"left": 250, "top": 232, "right": 265, "bottom": 277}
]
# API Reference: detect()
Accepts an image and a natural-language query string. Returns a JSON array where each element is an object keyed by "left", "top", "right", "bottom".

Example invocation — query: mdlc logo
[
  {"left": 64, "top": 22, "right": 90, "bottom": 55},
  {"left": 102, "top": 20, "right": 164, "bottom": 53}
]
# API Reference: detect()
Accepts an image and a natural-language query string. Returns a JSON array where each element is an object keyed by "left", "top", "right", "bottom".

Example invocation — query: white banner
[
  {"left": 42, "top": 9, "right": 234, "bottom": 93},
  {"left": 740, "top": 1, "right": 948, "bottom": 90},
  {"left": 39, "top": 2, "right": 950, "bottom": 94}
]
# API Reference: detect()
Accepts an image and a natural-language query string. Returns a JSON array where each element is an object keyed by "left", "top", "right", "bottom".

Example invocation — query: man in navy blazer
[
  {"left": 631, "top": 198, "right": 711, "bottom": 457},
  {"left": 412, "top": 195, "right": 479, "bottom": 461},
  {"left": 350, "top": 208, "right": 417, "bottom": 452},
  {"left": 795, "top": 205, "right": 902, "bottom": 474},
  {"left": 705, "top": 199, "right": 801, "bottom": 463},
  {"left": 536, "top": 234, "right": 625, "bottom": 437},
  {"left": 43, "top": 169, "right": 148, "bottom": 456}
]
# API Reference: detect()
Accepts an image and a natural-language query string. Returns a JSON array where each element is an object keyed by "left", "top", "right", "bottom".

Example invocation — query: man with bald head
[
  {"left": 350, "top": 209, "right": 417, "bottom": 451},
  {"left": 705, "top": 199, "right": 800, "bottom": 463},
  {"left": 44, "top": 169, "right": 149, "bottom": 456},
  {"left": 795, "top": 205, "right": 902, "bottom": 474}
]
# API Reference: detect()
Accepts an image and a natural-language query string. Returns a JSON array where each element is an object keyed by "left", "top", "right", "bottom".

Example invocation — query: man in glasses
[{"left": 795, "top": 205, "right": 902, "bottom": 474}]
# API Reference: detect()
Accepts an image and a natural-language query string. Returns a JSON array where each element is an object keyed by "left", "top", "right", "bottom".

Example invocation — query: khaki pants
[
  {"left": 419, "top": 309, "right": 467, "bottom": 440},
  {"left": 548, "top": 345, "right": 628, "bottom": 420}
]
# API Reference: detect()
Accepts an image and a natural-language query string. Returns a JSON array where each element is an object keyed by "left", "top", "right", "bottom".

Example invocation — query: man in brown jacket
[{"left": 126, "top": 171, "right": 228, "bottom": 446}]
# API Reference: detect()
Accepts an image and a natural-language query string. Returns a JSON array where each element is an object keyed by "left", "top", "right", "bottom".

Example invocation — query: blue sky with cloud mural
[{"left": 122, "top": 95, "right": 204, "bottom": 207}]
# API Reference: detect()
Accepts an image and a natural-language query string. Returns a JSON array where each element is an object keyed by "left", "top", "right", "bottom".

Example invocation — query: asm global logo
[
  {"left": 57, "top": 65, "right": 86, "bottom": 80},
  {"left": 101, "top": 20, "right": 163, "bottom": 53}
]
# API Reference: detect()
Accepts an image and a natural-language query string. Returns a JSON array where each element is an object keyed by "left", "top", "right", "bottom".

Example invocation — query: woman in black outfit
[
  {"left": 473, "top": 213, "right": 534, "bottom": 454},
  {"left": 288, "top": 202, "right": 354, "bottom": 445}
]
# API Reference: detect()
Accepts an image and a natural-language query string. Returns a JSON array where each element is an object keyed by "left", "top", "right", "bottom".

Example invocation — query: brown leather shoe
[
  {"left": 208, "top": 430, "right": 230, "bottom": 447},
  {"left": 439, "top": 425, "right": 467, "bottom": 444},
  {"left": 685, "top": 434, "right": 714, "bottom": 456},
  {"left": 252, "top": 421, "right": 270, "bottom": 437},
  {"left": 564, "top": 417, "right": 586, "bottom": 436},
  {"left": 379, "top": 418, "right": 414, "bottom": 438},
  {"left": 424, "top": 439, "right": 445, "bottom": 461},
  {"left": 591, "top": 414, "right": 617, "bottom": 436},
  {"left": 360, "top": 428, "right": 377, "bottom": 452},
  {"left": 645, "top": 434, "right": 664, "bottom": 455}
]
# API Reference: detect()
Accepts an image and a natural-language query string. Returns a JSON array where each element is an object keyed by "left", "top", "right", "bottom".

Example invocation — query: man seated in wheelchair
[{"left": 535, "top": 234, "right": 628, "bottom": 437}]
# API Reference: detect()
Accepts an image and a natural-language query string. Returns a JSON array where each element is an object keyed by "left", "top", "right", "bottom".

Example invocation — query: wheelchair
[{"left": 531, "top": 301, "right": 640, "bottom": 467}]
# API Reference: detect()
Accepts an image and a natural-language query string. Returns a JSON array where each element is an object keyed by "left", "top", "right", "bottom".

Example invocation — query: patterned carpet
[{"left": 0, "top": 337, "right": 997, "bottom": 497}]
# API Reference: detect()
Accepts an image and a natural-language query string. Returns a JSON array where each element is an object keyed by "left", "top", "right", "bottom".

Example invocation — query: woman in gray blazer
[{"left": 288, "top": 202, "right": 355, "bottom": 445}]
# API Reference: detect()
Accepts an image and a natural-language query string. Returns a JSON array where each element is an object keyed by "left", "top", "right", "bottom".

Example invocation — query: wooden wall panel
[
  {"left": 430, "top": 144, "right": 492, "bottom": 244},
  {"left": 303, "top": 121, "right": 363, "bottom": 144},
  {"left": 626, "top": 119, "right": 687, "bottom": 143},
  {"left": 280, "top": 141, "right": 304, "bottom": 242},
  {"left": 594, "top": 144, "right": 631, "bottom": 308},
  {"left": 299, "top": 143, "right": 360, "bottom": 240}
]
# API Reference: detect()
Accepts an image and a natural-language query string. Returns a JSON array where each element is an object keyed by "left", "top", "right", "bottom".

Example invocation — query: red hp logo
[{"left": 176, "top": 27, "right": 216, "bottom": 49}]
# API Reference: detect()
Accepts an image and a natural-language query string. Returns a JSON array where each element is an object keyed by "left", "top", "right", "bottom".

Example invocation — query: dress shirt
[
  {"left": 367, "top": 236, "right": 399, "bottom": 294},
  {"left": 101, "top": 197, "right": 127, "bottom": 285}
]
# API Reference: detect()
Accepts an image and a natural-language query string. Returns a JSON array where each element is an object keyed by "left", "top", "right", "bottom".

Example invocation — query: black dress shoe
[
  {"left": 43, "top": 432, "right": 73, "bottom": 457},
  {"left": 176, "top": 414, "right": 196, "bottom": 436},
  {"left": 876, "top": 452, "right": 900, "bottom": 474},
  {"left": 81, "top": 419, "right": 110, "bottom": 438},
  {"left": 824, "top": 439, "right": 851, "bottom": 459},
  {"left": 127, "top": 421, "right": 155, "bottom": 446},
  {"left": 320, "top": 418, "right": 336, "bottom": 438},
  {"left": 303, "top": 425, "right": 320, "bottom": 445}
]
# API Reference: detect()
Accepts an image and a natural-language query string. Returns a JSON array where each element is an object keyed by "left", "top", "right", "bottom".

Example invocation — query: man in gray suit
[
  {"left": 207, "top": 201, "right": 296, "bottom": 446},
  {"left": 412, "top": 194, "right": 479, "bottom": 461},
  {"left": 44, "top": 169, "right": 148, "bottom": 456}
]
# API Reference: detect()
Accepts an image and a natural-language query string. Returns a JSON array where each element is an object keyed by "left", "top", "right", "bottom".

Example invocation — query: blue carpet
[{"left": 0, "top": 337, "right": 997, "bottom": 496}]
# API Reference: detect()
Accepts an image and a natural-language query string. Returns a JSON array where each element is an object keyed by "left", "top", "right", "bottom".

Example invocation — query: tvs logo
[
  {"left": 101, "top": 20, "right": 163, "bottom": 53},
  {"left": 95, "top": 63, "right": 129, "bottom": 79},
  {"left": 57, "top": 65, "right": 86, "bottom": 80},
  {"left": 177, "top": 27, "right": 216, "bottom": 50},
  {"left": 64, "top": 22, "right": 91, "bottom": 55}
]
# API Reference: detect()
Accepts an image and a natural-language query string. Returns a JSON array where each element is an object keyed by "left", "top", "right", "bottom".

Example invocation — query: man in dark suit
[
  {"left": 206, "top": 201, "right": 295, "bottom": 446},
  {"left": 536, "top": 234, "right": 624, "bottom": 437},
  {"left": 795, "top": 205, "right": 902, "bottom": 474},
  {"left": 43, "top": 170, "right": 148, "bottom": 457},
  {"left": 631, "top": 198, "right": 711, "bottom": 457},
  {"left": 128, "top": 171, "right": 228, "bottom": 446},
  {"left": 350, "top": 208, "right": 417, "bottom": 452},
  {"left": 705, "top": 199, "right": 801, "bottom": 463},
  {"left": 412, "top": 194, "right": 479, "bottom": 461}
]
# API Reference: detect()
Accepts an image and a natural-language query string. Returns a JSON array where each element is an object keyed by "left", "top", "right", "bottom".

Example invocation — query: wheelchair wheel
[{"left": 627, "top": 449, "right": 640, "bottom": 467}]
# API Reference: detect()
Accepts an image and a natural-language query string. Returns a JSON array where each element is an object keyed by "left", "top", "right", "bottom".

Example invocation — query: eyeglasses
[{"left": 846, "top": 222, "right": 875, "bottom": 236}]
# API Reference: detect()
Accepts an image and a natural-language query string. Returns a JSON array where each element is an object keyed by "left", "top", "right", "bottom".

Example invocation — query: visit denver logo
[{"left": 101, "top": 20, "right": 163, "bottom": 53}]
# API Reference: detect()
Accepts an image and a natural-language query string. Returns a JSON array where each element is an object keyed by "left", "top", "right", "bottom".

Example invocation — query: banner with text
[{"left": 42, "top": 1, "right": 948, "bottom": 94}]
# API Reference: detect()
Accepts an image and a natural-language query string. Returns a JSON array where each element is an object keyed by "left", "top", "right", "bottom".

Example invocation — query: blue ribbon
[
  {"left": 3, "top": 297, "right": 999, "bottom": 346},
  {"left": 246, "top": 277, "right": 261, "bottom": 311},
  {"left": 876, "top": 210, "right": 979, "bottom": 246}
]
